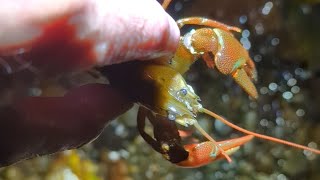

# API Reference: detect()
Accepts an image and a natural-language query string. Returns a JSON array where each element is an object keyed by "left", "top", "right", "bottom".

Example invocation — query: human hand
[{"left": 0, "top": 0, "right": 179, "bottom": 167}]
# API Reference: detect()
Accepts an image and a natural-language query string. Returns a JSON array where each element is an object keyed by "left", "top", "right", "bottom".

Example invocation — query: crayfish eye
[
  {"left": 168, "top": 112, "right": 176, "bottom": 121},
  {"left": 177, "top": 88, "right": 188, "bottom": 96}
]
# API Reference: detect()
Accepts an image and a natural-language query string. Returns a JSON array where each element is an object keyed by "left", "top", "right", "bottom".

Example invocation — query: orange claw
[
  {"left": 211, "top": 29, "right": 258, "bottom": 99},
  {"left": 171, "top": 17, "right": 258, "bottom": 99},
  {"left": 176, "top": 135, "right": 254, "bottom": 168}
]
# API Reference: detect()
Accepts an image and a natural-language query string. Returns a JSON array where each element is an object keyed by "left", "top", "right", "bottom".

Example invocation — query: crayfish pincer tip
[{"left": 219, "top": 135, "right": 254, "bottom": 152}]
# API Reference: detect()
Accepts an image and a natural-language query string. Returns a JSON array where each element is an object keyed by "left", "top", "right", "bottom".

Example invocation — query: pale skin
[{"left": 0, "top": 0, "right": 180, "bottom": 167}]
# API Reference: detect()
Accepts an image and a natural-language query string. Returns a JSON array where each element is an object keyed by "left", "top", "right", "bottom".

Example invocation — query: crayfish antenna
[
  {"left": 201, "top": 108, "right": 320, "bottom": 154},
  {"left": 193, "top": 122, "right": 233, "bottom": 163}
]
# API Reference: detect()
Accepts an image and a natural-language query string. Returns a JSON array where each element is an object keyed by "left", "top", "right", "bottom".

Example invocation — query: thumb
[{"left": 0, "top": 0, "right": 179, "bottom": 74}]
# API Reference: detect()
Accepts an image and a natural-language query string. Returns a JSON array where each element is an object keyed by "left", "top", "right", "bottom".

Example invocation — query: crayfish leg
[
  {"left": 162, "top": 0, "right": 172, "bottom": 9},
  {"left": 176, "top": 17, "right": 241, "bottom": 32},
  {"left": 137, "top": 107, "right": 161, "bottom": 153},
  {"left": 137, "top": 107, "right": 189, "bottom": 163}
]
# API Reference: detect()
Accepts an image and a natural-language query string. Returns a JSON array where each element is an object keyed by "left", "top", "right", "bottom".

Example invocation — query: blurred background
[{"left": 1, "top": 0, "right": 320, "bottom": 179}]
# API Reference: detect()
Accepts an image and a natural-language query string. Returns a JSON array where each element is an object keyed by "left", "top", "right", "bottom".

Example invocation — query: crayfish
[{"left": 102, "top": 0, "right": 320, "bottom": 167}]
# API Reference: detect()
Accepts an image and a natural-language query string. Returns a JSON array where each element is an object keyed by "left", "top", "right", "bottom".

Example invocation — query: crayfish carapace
[{"left": 102, "top": 0, "right": 320, "bottom": 168}]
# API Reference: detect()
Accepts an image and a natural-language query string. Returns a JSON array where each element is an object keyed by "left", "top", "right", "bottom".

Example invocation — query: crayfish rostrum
[{"left": 102, "top": 0, "right": 320, "bottom": 167}]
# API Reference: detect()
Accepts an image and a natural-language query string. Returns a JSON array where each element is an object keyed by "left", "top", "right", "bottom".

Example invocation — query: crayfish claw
[
  {"left": 232, "top": 68, "right": 258, "bottom": 99},
  {"left": 176, "top": 135, "right": 254, "bottom": 168}
]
